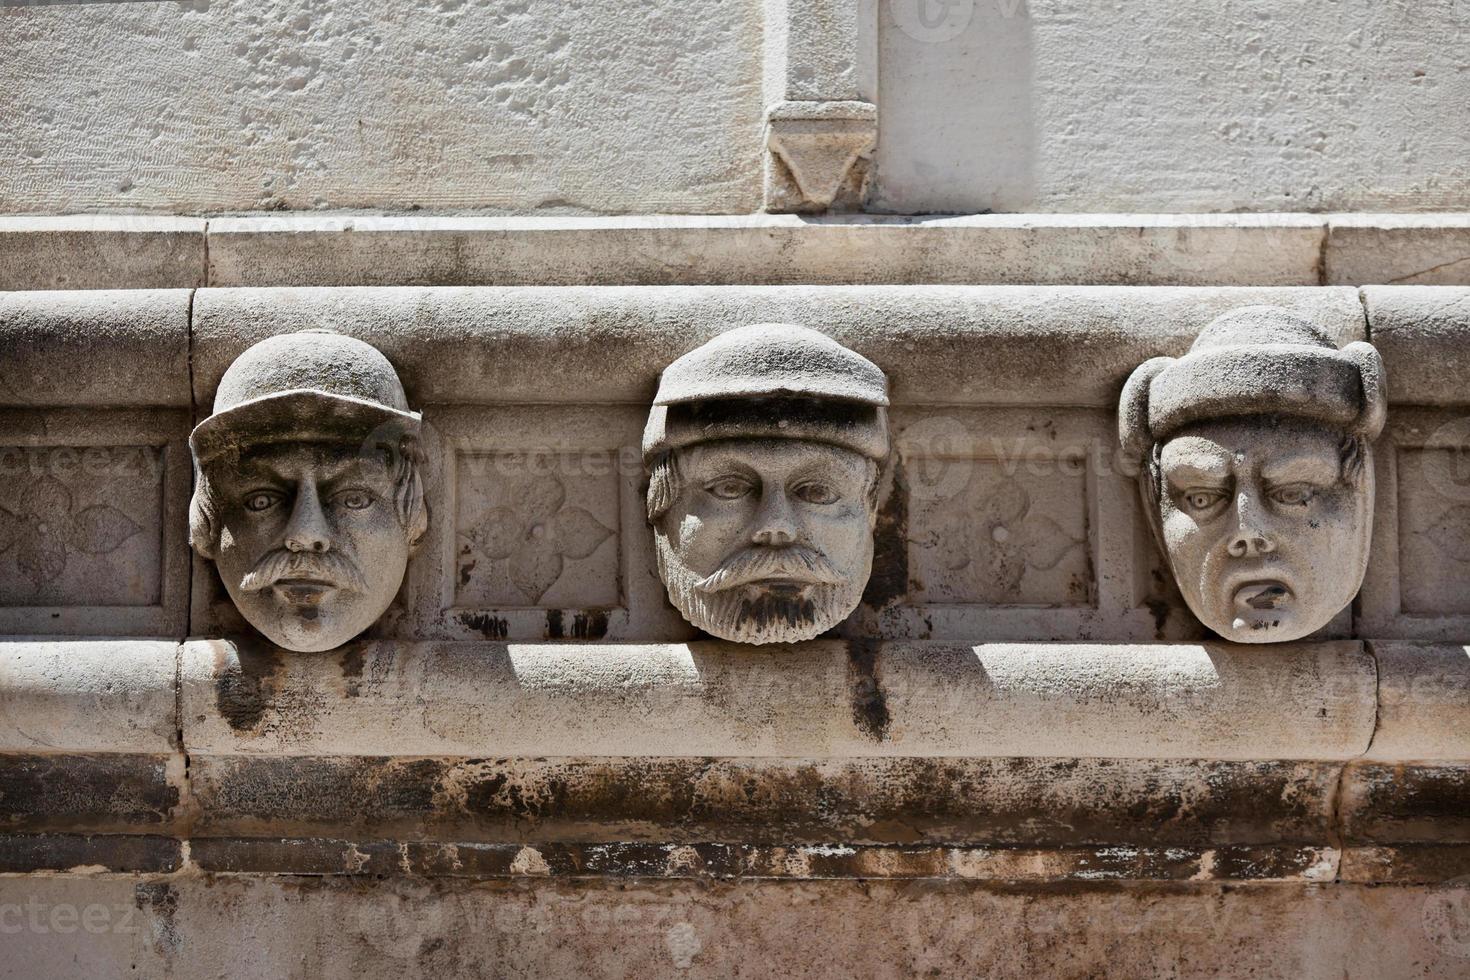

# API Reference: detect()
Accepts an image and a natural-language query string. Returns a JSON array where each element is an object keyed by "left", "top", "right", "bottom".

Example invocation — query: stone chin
[
  {"left": 653, "top": 533, "right": 870, "bottom": 645},
  {"left": 1189, "top": 577, "right": 1347, "bottom": 644},
  {"left": 226, "top": 584, "right": 392, "bottom": 653}
]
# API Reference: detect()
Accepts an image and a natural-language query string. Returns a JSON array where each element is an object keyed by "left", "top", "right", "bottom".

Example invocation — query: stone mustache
[{"left": 193, "top": 313, "right": 1385, "bottom": 649}]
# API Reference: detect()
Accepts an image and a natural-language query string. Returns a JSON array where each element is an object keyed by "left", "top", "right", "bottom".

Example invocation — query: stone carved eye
[
  {"left": 243, "top": 490, "right": 282, "bottom": 513},
  {"left": 334, "top": 488, "right": 374, "bottom": 510},
  {"left": 1183, "top": 489, "right": 1226, "bottom": 512},
  {"left": 1270, "top": 483, "right": 1314, "bottom": 507},
  {"left": 793, "top": 482, "right": 839, "bottom": 505},
  {"left": 706, "top": 477, "right": 754, "bottom": 501}
]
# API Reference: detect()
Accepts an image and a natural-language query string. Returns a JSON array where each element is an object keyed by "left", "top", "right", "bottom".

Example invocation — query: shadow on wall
[{"left": 872, "top": 0, "right": 1036, "bottom": 213}]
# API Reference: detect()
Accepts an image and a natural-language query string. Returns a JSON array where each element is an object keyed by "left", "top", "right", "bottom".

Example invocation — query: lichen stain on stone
[
  {"left": 134, "top": 881, "right": 181, "bottom": 956},
  {"left": 845, "top": 639, "right": 890, "bottom": 742},
  {"left": 214, "top": 636, "right": 284, "bottom": 732},
  {"left": 458, "top": 612, "right": 509, "bottom": 640},
  {"left": 571, "top": 610, "right": 609, "bottom": 640},
  {"left": 862, "top": 458, "right": 910, "bottom": 612}
]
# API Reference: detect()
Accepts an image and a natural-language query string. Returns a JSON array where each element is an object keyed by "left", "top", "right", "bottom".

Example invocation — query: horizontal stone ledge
[
  {"left": 1362, "top": 285, "right": 1470, "bottom": 405},
  {"left": 0, "top": 834, "right": 181, "bottom": 874},
  {"left": 1362, "top": 643, "right": 1470, "bottom": 762},
  {"left": 0, "top": 641, "right": 179, "bottom": 754},
  {"left": 1339, "top": 844, "right": 1470, "bottom": 884},
  {"left": 191, "top": 285, "right": 1364, "bottom": 407},
  {"left": 202, "top": 213, "right": 1328, "bottom": 288},
  {"left": 0, "top": 290, "right": 192, "bottom": 406},
  {"left": 1339, "top": 763, "right": 1470, "bottom": 845},
  {"left": 0, "top": 217, "right": 205, "bottom": 291},
  {"left": 185, "top": 756, "right": 1337, "bottom": 847},
  {"left": 1326, "top": 214, "right": 1470, "bottom": 286},
  {"left": 185, "top": 837, "right": 1337, "bottom": 883},
  {"left": 0, "top": 753, "right": 182, "bottom": 834},
  {"left": 180, "top": 640, "right": 1375, "bottom": 761}
]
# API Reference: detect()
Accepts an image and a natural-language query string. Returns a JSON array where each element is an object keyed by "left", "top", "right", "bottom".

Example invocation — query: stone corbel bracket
[{"left": 765, "top": 100, "right": 877, "bottom": 213}]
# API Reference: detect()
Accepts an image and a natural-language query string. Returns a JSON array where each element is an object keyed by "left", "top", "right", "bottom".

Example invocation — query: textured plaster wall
[
  {"left": 875, "top": 0, "right": 1470, "bottom": 213},
  {"left": 0, "top": 0, "right": 764, "bottom": 214}
]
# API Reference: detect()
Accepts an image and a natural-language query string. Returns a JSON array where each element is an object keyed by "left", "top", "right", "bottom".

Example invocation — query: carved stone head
[
  {"left": 644, "top": 325, "right": 889, "bottom": 644},
  {"left": 189, "top": 331, "right": 428, "bottom": 652},
  {"left": 1120, "top": 307, "right": 1386, "bottom": 643}
]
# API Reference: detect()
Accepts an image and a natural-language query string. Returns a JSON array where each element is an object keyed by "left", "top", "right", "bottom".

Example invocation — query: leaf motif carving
[
  {"left": 509, "top": 546, "right": 564, "bottom": 604},
  {"left": 71, "top": 505, "right": 141, "bottom": 555},
  {"left": 1018, "top": 515, "right": 1083, "bottom": 571},
  {"left": 551, "top": 507, "right": 613, "bottom": 560},
  {"left": 1426, "top": 506, "right": 1470, "bottom": 562},
  {"left": 469, "top": 507, "right": 523, "bottom": 560},
  {"left": 14, "top": 531, "right": 66, "bottom": 588}
]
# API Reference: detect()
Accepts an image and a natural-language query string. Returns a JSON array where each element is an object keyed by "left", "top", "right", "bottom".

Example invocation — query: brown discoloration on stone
[
  {"left": 213, "top": 637, "right": 284, "bottom": 732},
  {"left": 845, "top": 639, "right": 890, "bottom": 742},
  {"left": 0, "top": 754, "right": 179, "bottom": 831},
  {"left": 1340, "top": 762, "right": 1470, "bottom": 843},
  {"left": 0, "top": 833, "right": 181, "bottom": 873},
  {"left": 570, "top": 611, "right": 610, "bottom": 640},
  {"left": 458, "top": 612, "right": 509, "bottom": 640},
  {"left": 545, "top": 609, "right": 564, "bottom": 640},
  {"left": 188, "top": 756, "right": 1336, "bottom": 848},
  {"left": 340, "top": 644, "right": 366, "bottom": 696}
]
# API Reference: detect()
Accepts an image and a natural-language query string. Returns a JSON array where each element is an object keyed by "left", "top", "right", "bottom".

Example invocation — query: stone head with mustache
[
  {"left": 1119, "top": 307, "right": 1386, "bottom": 643},
  {"left": 644, "top": 325, "right": 889, "bottom": 645},
  {"left": 189, "top": 331, "right": 428, "bottom": 652}
]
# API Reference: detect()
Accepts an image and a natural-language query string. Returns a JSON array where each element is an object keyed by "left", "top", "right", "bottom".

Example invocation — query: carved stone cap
[
  {"left": 1119, "top": 306, "right": 1387, "bottom": 460},
  {"left": 643, "top": 324, "right": 889, "bottom": 461},
  {"left": 191, "top": 330, "right": 420, "bottom": 463}
]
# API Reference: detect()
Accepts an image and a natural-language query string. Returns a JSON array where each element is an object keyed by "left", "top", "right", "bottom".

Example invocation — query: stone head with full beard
[{"left": 644, "top": 325, "right": 889, "bottom": 645}]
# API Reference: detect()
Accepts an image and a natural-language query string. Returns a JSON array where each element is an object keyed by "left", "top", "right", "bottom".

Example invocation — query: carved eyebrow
[
  {"left": 1260, "top": 451, "right": 1340, "bottom": 485},
  {"left": 1161, "top": 459, "right": 1231, "bottom": 485}
]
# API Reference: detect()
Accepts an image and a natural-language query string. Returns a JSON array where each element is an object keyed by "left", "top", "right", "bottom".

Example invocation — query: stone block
[
  {"left": 1365, "top": 643, "right": 1470, "bottom": 762},
  {"left": 1327, "top": 214, "right": 1470, "bottom": 285},
  {"left": 204, "top": 214, "right": 1327, "bottom": 288},
  {"left": 0, "top": 834, "right": 181, "bottom": 874},
  {"left": 1362, "top": 285, "right": 1470, "bottom": 406},
  {"left": 0, "top": 289, "right": 191, "bottom": 408},
  {"left": 1340, "top": 762, "right": 1470, "bottom": 845},
  {"left": 178, "top": 640, "right": 1376, "bottom": 761},
  {"left": 0, "top": 217, "right": 205, "bottom": 291}
]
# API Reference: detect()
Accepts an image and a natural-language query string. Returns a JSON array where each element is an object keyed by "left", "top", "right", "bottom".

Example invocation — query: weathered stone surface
[
  {"left": 0, "top": 834, "right": 180, "bottom": 874},
  {"left": 875, "top": 0, "right": 1470, "bottom": 213},
  {"left": 5, "top": 876, "right": 1470, "bottom": 979},
  {"left": 191, "top": 285, "right": 1366, "bottom": 408},
  {"left": 1120, "top": 307, "right": 1385, "bottom": 644},
  {"left": 205, "top": 214, "right": 1329, "bottom": 287},
  {"left": 0, "top": 290, "right": 190, "bottom": 407},
  {"left": 1362, "top": 285, "right": 1470, "bottom": 406},
  {"left": 185, "top": 755, "right": 1339, "bottom": 848},
  {"left": 0, "top": 755, "right": 179, "bottom": 834},
  {"left": 1364, "top": 643, "right": 1470, "bottom": 762},
  {"left": 0, "top": 218, "right": 205, "bottom": 291},
  {"left": 1340, "top": 762, "right": 1470, "bottom": 844},
  {"left": 179, "top": 640, "right": 1376, "bottom": 761},
  {"left": 0, "top": 0, "right": 762, "bottom": 214},
  {"left": 1327, "top": 214, "right": 1470, "bottom": 286},
  {"left": 0, "top": 641, "right": 177, "bottom": 754}
]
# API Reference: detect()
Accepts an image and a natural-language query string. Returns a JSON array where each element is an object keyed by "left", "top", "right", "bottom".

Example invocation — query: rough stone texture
[
  {"left": 190, "top": 286, "right": 1366, "bottom": 407},
  {"left": 6, "top": 876, "right": 1470, "bottom": 979},
  {"left": 178, "top": 640, "right": 1375, "bottom": 761},
  {"left": 0, "top": 0, "right": 763, "bottom": 214},
  {"left": 202, "top": 214, "right": 1330, "bottom": 288},
  {"left": 1362, "top": 285, "right": 1470, "bottom": 406},
  {"left": 876, "top": 0, "right": 1470, "bottom": 213},
  {"left": 1364, "top": 644, "right": 1470, "bottom": 762},
  {"left": 0, "top": 290, "right": 190, "bottom": 407},
  {"left": 1327, "top": 214, "right": 1470, "bottom": 286},
  {"left": 0, "top": 218, "right": 205, "bottom": 291}
]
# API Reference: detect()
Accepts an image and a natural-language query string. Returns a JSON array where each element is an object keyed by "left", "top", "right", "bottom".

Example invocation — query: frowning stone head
[
  {"left": 189, "top": 331, "right": 428, "bottom": 652},
  {"left": 1119, "top": 307, "right": 1386, "bottom": 643},
  {"left": 644, "top": 324, "right": 890, "bottom": 645}
]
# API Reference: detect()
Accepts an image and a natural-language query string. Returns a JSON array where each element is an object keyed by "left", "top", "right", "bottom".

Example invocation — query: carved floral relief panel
[{"left": 1397, "top": 447, "right": 1470, "bottom": 616}]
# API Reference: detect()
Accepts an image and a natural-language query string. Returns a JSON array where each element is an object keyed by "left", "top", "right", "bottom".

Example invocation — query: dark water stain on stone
[
  {"left": 340, "top": 644, "right": 366, "bottom": 697},
  {"left": 134, "top": 881, "right": 181, "bottom": 955},
  {"left": 215, "top": 636, "right": 283, "bottom": 732},
  {"left": 458, "top": 558, "right": 477, "bottom": 589},
  {"left": 570, "top": 611, "right": 609, "bottom": 640},
  {"left": 862, "top": 458, "right": 909, "bottom": 612},
  {"left": 458, "top": 612, "right": 509, "bottom": 640},
  {"left": 545, "top": 609, "right": 564, "bottom": 639},
  {"left": 846, "top": 639, "right": 890, "bottom": 742},
  {"left": 1145, "top": 597, "right": 1171, "bottom": 640}
]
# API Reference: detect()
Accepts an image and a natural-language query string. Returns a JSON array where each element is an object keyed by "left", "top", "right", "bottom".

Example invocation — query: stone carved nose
[
  {"left": 1226, "top": 530, "right": 1276, "bottom": 559},
  {"left": 283, "top": 484, "right": 332, "bottom": 554},
  {"left": 750, "top": 491, "right": 797, "bottom": 547}
]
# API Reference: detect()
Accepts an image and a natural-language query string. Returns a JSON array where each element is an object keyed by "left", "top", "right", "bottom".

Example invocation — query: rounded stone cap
[
  {"left": 652, "top": 324, "right": 889, "bottom": 408},
  {"left": 1118, "top": 307, "right": 1386, "bottom": 461},
  {"left": 191, "top": 331, "right": 420, "bottom": 462}
]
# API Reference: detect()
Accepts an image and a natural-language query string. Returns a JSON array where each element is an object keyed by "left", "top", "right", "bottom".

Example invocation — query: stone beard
[
  {"left": 649, "top": 440, "right": 878, "bottom": 645},
  {"left": 1145, "top": 415, "right": 1373, "bottom": 643},
  {"left": 192, "top": 438, "right": 425, "bottom": 652}
]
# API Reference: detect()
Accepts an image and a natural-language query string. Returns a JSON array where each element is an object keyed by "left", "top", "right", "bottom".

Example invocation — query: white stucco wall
[
  {"left": 0, "top": 0, "right": 764, "bottom": 214},
  {"left": 874, "top": 0, "right": 1469, "bottom": 213}
]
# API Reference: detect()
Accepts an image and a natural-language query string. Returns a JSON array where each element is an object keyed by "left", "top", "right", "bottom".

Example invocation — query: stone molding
[{"left": 4, "top": 214, "right": 1470, "bottom": 290}]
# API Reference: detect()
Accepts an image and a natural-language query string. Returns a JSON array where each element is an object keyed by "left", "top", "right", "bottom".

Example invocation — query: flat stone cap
[
  {"left": 652, "top": 324, "right": 889, "bottom": 408},
  {"left": 191, "top": 330, "right": 420, "bottom": 463},
  {"left": 1119, "top": 306, "right": 1386, "bottom": 459},
  {"left": 645, "top": 325, "right": 890, "bottom": 462}
]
